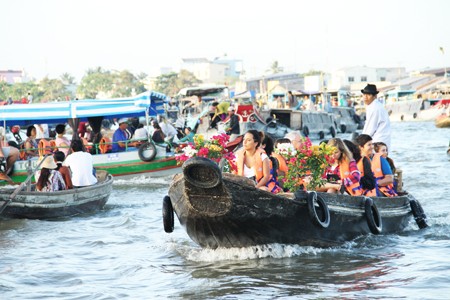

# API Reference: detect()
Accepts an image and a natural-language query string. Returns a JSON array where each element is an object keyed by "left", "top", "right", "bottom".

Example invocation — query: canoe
[
  {"left": 164, "top": 157, "right": 428, "bottom": 249},
  {"left": 0, "top": 170, "right": 113, "bottom": 219}
]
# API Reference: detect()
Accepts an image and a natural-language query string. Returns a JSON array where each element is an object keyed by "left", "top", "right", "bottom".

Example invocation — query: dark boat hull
[{"left": 168, "top": 157, "right": 422, "bottom": 249}]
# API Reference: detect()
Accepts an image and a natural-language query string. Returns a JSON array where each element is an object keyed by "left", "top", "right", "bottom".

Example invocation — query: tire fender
[
  {"left": 410, "top": 199, "right": 428, "bottom": 229},
  {"left": 303, "top": 126, "right": 310, "bottom": 137},
  {"left": 364, "top": 197, "right": 382, "bottom": 234},
  {"left": 307, "top": 191, "right": 330, "bottom": 228},
  {"left": 340, "top": 124, "right": 347, "bottom": 133},
  {"left": 163, "top": 195, "right": 174, "bottom": 233},
  {"left": 183, "top": 156, "right": 222, "bottom": 189},
  {"left": 138, "top": 141, "right": 157, "bottom": 162},
  {"left": 330, "top": 126, "right": 337, "bottom": 137}
]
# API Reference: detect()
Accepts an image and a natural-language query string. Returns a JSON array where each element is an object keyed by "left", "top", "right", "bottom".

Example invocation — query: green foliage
[
  {"left": 153, "top": 69, "right": 201, "bottom": 97},
  {"left": 77, "top": 67, "right": 146, "bottom": 99}
]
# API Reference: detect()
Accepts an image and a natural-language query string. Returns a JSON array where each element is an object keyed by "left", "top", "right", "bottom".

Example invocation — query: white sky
[{"left": 2, "top": 0, "right": 450, "bottom": 82}]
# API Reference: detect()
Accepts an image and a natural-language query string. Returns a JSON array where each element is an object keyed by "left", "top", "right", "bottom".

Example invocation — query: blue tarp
[{"left": 0, "top": 91, "right": 167, "bottom": 126}]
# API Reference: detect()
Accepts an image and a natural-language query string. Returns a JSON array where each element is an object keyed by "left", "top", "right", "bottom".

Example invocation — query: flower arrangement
[
  {"left": 176, "top": 133, "right": 237, "bottom": 172},
  {"left": 275, "top": 137, "right": 336, "bottom": 192}
]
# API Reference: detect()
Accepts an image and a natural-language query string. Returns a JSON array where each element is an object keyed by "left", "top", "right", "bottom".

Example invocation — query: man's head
[
  {"left": 228, "top": 106, "right": 235, "bottom": 115},
  {"left": 361, "top": 84, "right": 379, "bottom": 105},
  {"left": 284, "top": 131, "right": 303, "bottom": 150},
  {"left": 119, "top": 121, "right": 128, "bottom": 130}
]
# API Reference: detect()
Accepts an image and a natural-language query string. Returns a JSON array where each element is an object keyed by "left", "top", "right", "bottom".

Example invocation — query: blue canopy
[{"left": 0, "top": 91, "right": 167, "bottom": 126}]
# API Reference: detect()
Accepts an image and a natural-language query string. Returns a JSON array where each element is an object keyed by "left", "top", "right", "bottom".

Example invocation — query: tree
[
  {"left": 39, "top": 77, "right": 71, "bottom": 102},
  {"left": 267, "top": 61, "right": 284, "bottom": 74},
  {"left": 77, "top": 67, "right": 113, "bottom": 99},
  {"left": 60, "top": 73, "right": 76, "bottom": 85},
  {"left": 153, "top": 70, "right": 201, "bottom": 97}
]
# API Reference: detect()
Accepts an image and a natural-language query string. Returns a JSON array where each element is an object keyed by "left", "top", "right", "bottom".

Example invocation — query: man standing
[
  {"left": 361, "top": 84, "right": 392, "bottom": 150},
  {"left": 226, "top": 106, "right": 240, "bottom": 142}
]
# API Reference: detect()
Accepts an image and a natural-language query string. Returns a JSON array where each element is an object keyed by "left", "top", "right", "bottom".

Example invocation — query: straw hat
[{"left": 40, "top": 156, "right": 57, "bottom": 170}]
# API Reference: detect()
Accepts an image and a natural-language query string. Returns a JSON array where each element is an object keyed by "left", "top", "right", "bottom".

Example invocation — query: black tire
[
  {"left": 138, "top": 141, "right": 157, "bottom": 162},
  {"left": 410, "top": 199, "right": 428, "bottom": 229},
  {"left": 307, "top": 191, "right": 330, "bottom": 228},
  {"left": 364, "top": 197, "right": 382, "bottom": 234},
  {"left": 183, "top": 156, "right": 222, "bottom": 189},
  {"left": 162, "top": 195, "right": 174, "bottom": 233},
  {"left": 413, "top": 112, "right": 417, "bottom": 119},
  {"left": 319, "top": 131, "right": 325, "bottom": 140},
  {"left": 330, "top": 126, "right": 336, "bottom": 137},
  {"left": 340, "top": 124, "right": 347, "bottom": 133},
  {"left": 302, "top": 126, "right": 310, "bottom": 137}
]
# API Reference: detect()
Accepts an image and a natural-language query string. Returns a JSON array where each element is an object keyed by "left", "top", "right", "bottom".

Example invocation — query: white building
[{"left": 181, "top": 57, "right": 238, "bottom": 85}]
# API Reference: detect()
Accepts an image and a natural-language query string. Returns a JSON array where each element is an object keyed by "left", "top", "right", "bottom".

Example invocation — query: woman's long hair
[
  {"left": 328, "top": 138, "right": 353, "bottom": 163},
  {"left": 36, "top": 168, "right": 51, "bottom": 191}
]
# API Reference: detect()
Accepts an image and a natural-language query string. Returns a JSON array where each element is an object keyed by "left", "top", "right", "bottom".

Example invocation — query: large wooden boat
[
  {"left": 0, "top": 170, "right": 113, "bottom": 219},
  {"left": 164, "top": 157, "right": 428, "bottom": 249}
]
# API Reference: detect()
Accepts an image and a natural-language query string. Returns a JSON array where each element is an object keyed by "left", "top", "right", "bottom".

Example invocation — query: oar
[{"left": 0, "top": 155, "right": 49, "bottom": 215}]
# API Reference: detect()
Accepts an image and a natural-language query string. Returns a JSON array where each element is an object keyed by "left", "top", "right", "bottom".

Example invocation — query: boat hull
[
  {"left": 167, "top": 157, "right": 419, "bottom": 249},
  {"left": 9, "top": 145, "right": 180, "bottom": 183},
  {"left": 1, "top": 172, "right": 114, "bottom": 219}
]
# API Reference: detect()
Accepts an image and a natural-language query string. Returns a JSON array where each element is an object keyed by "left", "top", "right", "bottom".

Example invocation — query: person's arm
[
  {"left": 256, "top": 157, "right": 271, "bottom": 188},
  {"left": 342, "top": 160, "right": 361, "bottom": 187},
  {"left": 378, "top": 157, "right": 394, "bottom": 186}
]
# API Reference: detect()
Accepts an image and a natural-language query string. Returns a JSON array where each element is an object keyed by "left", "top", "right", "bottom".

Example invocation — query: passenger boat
[
  {"left": 257, "top": 108, "right": 337, "bottom": 140},
  {"left": 163, "top": 157, "right": 428, "bottom": 249},
  {"left": 0, "top": 170, "right": 113, "bottom": 219},
  {"left": 0, "top": 91, "right": 180, "bottom": 184}
]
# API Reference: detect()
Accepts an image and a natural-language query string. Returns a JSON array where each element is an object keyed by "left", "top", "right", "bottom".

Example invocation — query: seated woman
[
  {"left": 261, "top": 135, "right": 281, "bottom": 187},
  {"left": 355, "top": 134, "right": 397, "bottom": 197},
  {"left": 272, "top": 138, "right": 291, "bottom": 185},
  {"left": 233, "top": 130, "right": 281, "bottom": 193},
  {"left": 317, "top": 138, "right": 361, "bottom": 195},
  {"left": 36, "top": 156, "right": 66, "bottom": 192},
  {"left": 344, "top": 139, "right": 376, "bottom": 196},
  {"left": 373, "top": 142, "right": 396, "bottom": 174},
  {"left": 54, "top": 151, "right": 73, "bottom": 189},
  {"left": 24, "top": 125, "right": 39, "bottom": 159},
  {"left": 151, "top": 122, "right": 166, "bottom": 143}
]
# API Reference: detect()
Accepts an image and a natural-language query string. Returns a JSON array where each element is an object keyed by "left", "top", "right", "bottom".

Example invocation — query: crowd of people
[{"left": 228, "top": 83, "right": 399, "bottom": 198}]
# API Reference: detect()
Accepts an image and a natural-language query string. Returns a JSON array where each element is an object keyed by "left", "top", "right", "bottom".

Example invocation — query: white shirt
[
  {"left": 133, "top": 127, "right": 148, "bottom": 139},
  {"left": 34, "top": 124, "right": 49, "bottom": 139},
  {"left": 159, "top": 122, "right": 178, "bottom": 138},
  {"left": 63, "top": 151, "right": 98, "bottom": 186},
  {"left": 243, "top": 153, "right": 268, "bottom": 178},
  {"left": 363, "top": 99, "right": 392, "bottom": 150}
]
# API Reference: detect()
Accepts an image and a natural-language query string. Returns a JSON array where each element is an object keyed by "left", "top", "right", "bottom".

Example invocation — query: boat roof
[
  {"left": 178, "top": 85, "right": 228, "bottom": 97},
  {"left": 0, "top": 90, "right": 167, "bottom": 126}
]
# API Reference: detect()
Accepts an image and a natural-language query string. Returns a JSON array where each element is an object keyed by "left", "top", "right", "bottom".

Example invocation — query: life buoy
[
  {"left": 307, "top": 191, "right": 330, "bottom": 228},
  {"left": 340, "top": 124, "right": 347, "bottom": 133},
  {"left": 409, "top": 199, "right": 428, "bottom": 229},
  {"left": 99, "top": 137, "right": 112, "bottom": 154},
  {"left": 138, "top": 141, "right": 157, "bottom": 162},
  {"left": 162, "top": 195, "right": 174, "bottom": 233},
  {"left": 183, "top": 156, "right": 222, "bottom": 189},
  {"left": 303, "top": 126, "right": 310, "bottom": 137},
  {"left": 330, "top": 126, "right": 336, "bottom": 137},
  {"left": 364, "top": 197, "right": 382, "bottom": 234}
]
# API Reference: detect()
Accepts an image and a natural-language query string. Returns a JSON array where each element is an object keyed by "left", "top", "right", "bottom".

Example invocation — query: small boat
[
  {"left": 164, "top": 157, "right": 428, "bottom": 249},
  {"left": 0, "top": 170, "right": 113, "bottom": 219},
  {"left": 330, "top": 106, "right": 362, "bottom": 133}
]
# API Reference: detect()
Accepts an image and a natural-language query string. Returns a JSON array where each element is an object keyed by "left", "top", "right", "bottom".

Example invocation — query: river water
[{"left": 1, "top": 121, "right": 449, "bottom": 299}]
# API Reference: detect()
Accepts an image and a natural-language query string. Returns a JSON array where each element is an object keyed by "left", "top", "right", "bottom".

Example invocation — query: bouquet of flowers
[
  {"left": 176, "top": 133, "right": 237, "bottom": 172},
  {"left": 275, "top": 137, "right": 335, "bottom": 192}
]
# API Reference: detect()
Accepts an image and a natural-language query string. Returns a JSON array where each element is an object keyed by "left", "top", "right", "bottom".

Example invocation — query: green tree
[
  {"left": 60, "top": 73, "right": 76, "bottom": 85},
  {"left": 77, "top": 67, "right": 113, "bottom": 99},
  {"left": 110, "top": 70, "right": 146, "bottom": 98},
  {"left": 267, "top": 61, "right": 284, "bottom": 74},
  {"left": 39, "top": 77, "right": 71, "bottom": 102},
  {"left": 153, "top": 70, "right": 201, "bottom": 97}
]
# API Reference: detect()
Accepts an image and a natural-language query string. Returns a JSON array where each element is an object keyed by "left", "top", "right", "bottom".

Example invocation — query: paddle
[{"left": 0, "top": 155, "right": 49, "bottom": 215}]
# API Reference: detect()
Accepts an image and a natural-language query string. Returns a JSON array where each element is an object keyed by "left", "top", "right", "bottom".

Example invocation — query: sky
[{"left": 2, "top": 0, "right": 450, "bottom": 82}]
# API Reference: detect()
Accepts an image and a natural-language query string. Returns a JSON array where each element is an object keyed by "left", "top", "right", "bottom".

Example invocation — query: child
[{"left": 373, "top": 142, "right": 396, "bottom": 174}]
